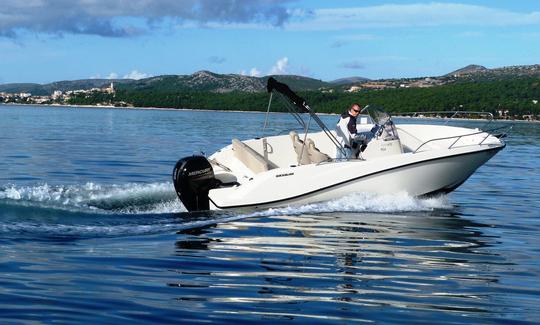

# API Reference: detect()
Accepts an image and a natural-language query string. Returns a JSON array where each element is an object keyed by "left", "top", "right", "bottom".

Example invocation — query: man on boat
[{"left": 336, "top": 103, "right": 362, "bottom": 159}]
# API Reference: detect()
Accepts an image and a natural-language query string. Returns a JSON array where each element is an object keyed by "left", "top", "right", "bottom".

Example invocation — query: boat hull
[{"left": 208, "top": 144, "right": 504, "bottom": 211}]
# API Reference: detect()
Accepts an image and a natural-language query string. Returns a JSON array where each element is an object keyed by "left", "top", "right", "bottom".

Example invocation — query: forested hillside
[{"left": 67, "top": 77, "right": 540, "bottom": 117}]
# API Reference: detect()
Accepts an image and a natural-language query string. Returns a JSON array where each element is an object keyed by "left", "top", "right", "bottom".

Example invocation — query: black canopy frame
[{"left": 265, "top": 77, "right": 346, "bottom": 157}]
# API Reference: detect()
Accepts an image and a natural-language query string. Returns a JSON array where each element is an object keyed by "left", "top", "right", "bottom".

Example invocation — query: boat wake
[
  {"left": 0, "top": 182, "right": 452, "bottom": 239},
  {"left": 0, "top": 182, "right": 184, "bottom": 214},
  {"left": 1, "top": 183, "right": 451, "bottom": 216}
]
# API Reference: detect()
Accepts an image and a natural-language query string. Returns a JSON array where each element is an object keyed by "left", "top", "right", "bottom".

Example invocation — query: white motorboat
[{"left": 173, "top": 78, "right": 508, "bottom": 211}]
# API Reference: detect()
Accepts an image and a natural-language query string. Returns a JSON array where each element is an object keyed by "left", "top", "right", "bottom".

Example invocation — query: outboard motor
[{"left": 172, "top": 156, "right": 217, "bottom": 211}]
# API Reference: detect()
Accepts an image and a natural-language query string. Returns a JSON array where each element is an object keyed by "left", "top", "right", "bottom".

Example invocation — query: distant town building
[
  {"left": 346, "top": 86, "right": 362, "bottom": 92},
  {"left": 105, "top": 82, "right": 115, "bottom": 94},
  {"left": 361, "top": 82, "right": 389, "bottom": 90},
  {"left": 52, "top": 90, "right": 63, "bottom": 99},
  {"left": 34, "top": 96, "right": 50, "bottom": 104}
]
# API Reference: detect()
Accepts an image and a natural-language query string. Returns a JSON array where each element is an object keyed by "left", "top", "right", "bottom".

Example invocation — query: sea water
[{"left": 0, "top": 104, "right": 539, "bottom": 324}]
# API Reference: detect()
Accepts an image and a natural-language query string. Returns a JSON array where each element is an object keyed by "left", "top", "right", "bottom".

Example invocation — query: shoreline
[
  {"left": 0, "top": 102, "right": 273, "bottom": 115},
  {"left": 2, "top": 102, "right": 538, "bottom": 122}
]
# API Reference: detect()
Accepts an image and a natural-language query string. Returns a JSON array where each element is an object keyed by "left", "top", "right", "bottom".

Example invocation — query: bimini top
[
  {"left": 265, "top": 77, "right": 345, "bottom": 155},
  {"left": 266, "top": 76, "right": 309, "bottom": 113}
]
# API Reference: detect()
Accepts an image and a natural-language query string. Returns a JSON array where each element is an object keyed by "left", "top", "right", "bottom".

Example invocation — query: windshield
[
  {"left": 362, "top": 105, "right": 400, "bottom": 141},
  {"left": 362, "top": 105, "right": 391, "bottom": 126}
]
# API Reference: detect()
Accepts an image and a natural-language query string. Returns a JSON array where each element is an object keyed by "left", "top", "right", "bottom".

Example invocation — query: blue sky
[{"left": 1, "top": 0, "right": 539, "bottom": 84}]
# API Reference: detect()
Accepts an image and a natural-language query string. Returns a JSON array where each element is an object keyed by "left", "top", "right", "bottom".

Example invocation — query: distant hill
[
  {"left": 446, "top": 64, "right": 488, "bottom": 76},
  {"left": 445, "top": 64, "right": 540, "bottom": 81},
  {"left": 0, "top": 83, "right": 44, "bottom": 95},
  {"left": 0, "top": 71, "right": 330, "bottom": 95},
  {"left": 2, "top": 64, "right": 540, "bottom": 96},
  {"left": 261, "top": 75, "right": 330, "bottom": 90},
  {"left": 329, "top": 76, "right": 370, "bottom": 85},
  {"left": 125, "top": 71, "right": 265, "bottom": 93}
]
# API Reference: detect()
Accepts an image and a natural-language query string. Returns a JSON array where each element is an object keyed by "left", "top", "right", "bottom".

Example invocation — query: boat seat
[
  {"left": 289, "top": 131, "right": 311, "bottom": 165},
  {"left": 306, "top": 138, "right": 331, "bottom": 163},
  {"left": 232, "top": 138, "right": 272, "bottom": 174}
]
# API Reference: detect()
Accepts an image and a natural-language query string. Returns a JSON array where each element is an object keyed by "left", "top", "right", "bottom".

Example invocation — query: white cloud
[
  {"left": 249, "top": 68, "right": 261, "bottom": 77},
  {"left": 240, "top": 68, "right": 261, "bottom": 77},
  {"left": 270, "top": 57, "right": 289, "bottom": 75},
  {"left": 286, "top": 3, "right": 540, "bottom": 30},
  {"left": 5, "top": 2, "right": 540, "bottom": 37},
  {"left": 94, "top": 70, "right": 150, "bottom": 80},
  {"left": 123, "top": 70, "right": 150, "bottom": 80},
  {"left": 0, "top": 0, "right": 293, "bottom": 38}
]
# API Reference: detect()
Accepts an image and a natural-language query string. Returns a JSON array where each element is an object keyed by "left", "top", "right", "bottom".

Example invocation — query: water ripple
[{"left": 1, "top": 107, "right": 539, "bottom": 324}]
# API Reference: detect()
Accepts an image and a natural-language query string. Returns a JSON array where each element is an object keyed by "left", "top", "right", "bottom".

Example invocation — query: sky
[{"left": 1, "top": 0, "right": 540, "bottom": 84}]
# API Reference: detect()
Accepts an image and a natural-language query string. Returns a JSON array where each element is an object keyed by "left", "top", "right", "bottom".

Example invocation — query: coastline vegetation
[
  {"left": 4, "top": 77, "right": 539, "bottom": 119},
  {"left": 64, "top": 77, "right": 540, "bottom": 118}
]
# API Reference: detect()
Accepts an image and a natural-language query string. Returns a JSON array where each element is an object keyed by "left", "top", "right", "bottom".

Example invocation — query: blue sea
[{"left": 1, "top": 104, "right": 539, "bottom": 324}]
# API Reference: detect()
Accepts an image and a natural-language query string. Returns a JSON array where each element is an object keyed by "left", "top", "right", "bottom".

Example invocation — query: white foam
[
  {"left": 246, "top": 192, "right": 452, "bottom": 218},
  {"left": 1, "top": 183, "right": 452, "bottom": 218},
  {"left": 0, "top": 182, "right": 186, "bottom": 214}
]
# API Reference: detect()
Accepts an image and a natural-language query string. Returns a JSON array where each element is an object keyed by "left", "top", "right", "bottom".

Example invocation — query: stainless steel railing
[{"left": 412, "top": 124, "right": 512, "bottom": 153}]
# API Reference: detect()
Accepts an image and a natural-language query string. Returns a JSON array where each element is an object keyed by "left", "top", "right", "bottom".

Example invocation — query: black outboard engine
[{"left": 172, "top": 156, "right": 217, "bottom": 211}]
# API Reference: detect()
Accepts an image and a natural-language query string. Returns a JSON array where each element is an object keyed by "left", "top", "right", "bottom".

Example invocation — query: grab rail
[{"left": 412, "top": 124, "right": 512, "bottom": 153}]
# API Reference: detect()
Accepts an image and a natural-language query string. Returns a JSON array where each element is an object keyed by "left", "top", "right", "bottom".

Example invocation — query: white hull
[
  {"left": 209, "top": 147, "right": 502, "bottom": 210},
  {"left": 208, "top": 143, "right": 503, "bottom": 210}
]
